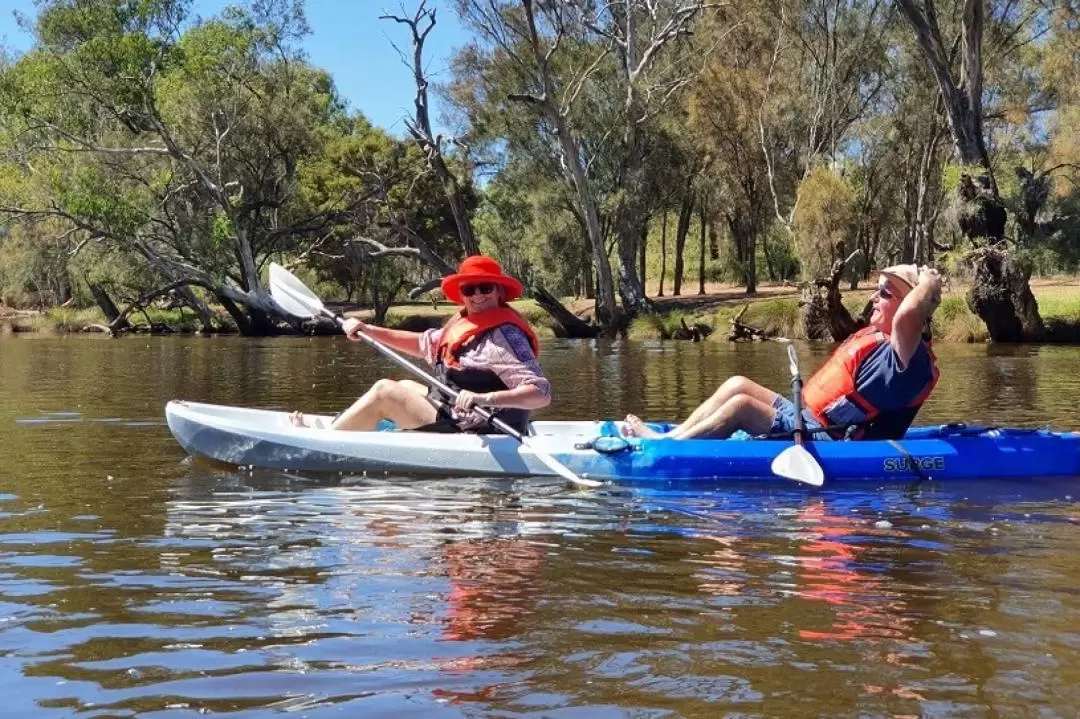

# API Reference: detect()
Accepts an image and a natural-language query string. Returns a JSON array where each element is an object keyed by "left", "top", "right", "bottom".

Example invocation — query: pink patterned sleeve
[
  {"left": 418, "top": 327, "right": 443, "bottom": 366},
  {"left": 484, "top": 326, "right": 552, "bottom": 397}
]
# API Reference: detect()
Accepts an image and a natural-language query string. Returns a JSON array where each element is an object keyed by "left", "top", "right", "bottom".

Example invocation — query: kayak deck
[{"left": 165, "top": 400, "right": 1080, "bottom": 484}]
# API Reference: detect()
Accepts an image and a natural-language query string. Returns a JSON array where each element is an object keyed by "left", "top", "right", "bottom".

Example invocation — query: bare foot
[
  {"left": 288, "top": 411, "right": 324, "bottom": 429},
  {"left": 622, "top": 414, "right": 664, "bottom": 439}
]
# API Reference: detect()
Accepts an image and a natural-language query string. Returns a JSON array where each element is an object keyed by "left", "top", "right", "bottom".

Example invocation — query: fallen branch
[
  {"left": 727, "top": 304, "right": 776, "bottom": 341},
  {"left": 110, "top": 278, "right": 215, "bottom": 332}
]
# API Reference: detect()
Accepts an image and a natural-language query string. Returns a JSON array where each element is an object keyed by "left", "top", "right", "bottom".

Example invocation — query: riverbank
[{"left": 5, "top": 276, "right": 1080, "bottom": 342}]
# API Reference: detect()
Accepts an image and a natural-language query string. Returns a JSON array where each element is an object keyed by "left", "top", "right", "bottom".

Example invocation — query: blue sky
[{"left": 0, "top": 0, "right": 469, "bottom": 136}]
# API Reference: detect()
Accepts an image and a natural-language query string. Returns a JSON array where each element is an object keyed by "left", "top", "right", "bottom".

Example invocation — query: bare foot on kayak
[
  {"left": 289, "top": 411, "right": 324, "bottom": 429},
  {"left": 622, "top": 414, "right": 664, "bottom": 438}
]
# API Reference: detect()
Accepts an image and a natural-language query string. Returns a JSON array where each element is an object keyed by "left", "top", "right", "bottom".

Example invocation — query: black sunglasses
[
  {"left": 875, "top": 283, "right": 894, "bottom": 300},
  {"left": 461, "top": 282, "right": 496, "bottom": 297}
]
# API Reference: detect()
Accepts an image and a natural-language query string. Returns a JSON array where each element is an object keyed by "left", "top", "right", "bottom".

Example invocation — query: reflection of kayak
[{"left": 165, "top": 400, "right": 1080, "bottom": 484}]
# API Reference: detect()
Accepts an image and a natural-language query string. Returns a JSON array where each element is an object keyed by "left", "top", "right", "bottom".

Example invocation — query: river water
[{"left": 2, "top": 335, "right": 1079, "bottom": 717}]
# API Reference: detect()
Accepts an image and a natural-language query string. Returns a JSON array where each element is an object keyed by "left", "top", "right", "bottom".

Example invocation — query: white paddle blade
[
  {"left": 787, "top": 344, "right": 800, "bottom": 378},
  {"left": 522, "top": 437, "right": 602, "bottom": 488},
  {"left": 269, "top": 262, "right": 325, "bottom": 319},
  {"left": 770, "top": 444, "right": 825, "bottom": 487}
]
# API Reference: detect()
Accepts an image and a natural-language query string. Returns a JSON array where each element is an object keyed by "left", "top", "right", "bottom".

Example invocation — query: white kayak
[{"left": 165, "top": 400, "right": 605, "bottom": 478}]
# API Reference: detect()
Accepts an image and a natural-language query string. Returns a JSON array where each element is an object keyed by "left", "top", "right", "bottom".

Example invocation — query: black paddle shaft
[
  {"left": 319, "top": 308, "right": 525, "bottom": 442},
  {"left": 790, "top": 373, "right": 807, "bottom": 443},
  {"left": 787, "top": 344, "right": 808, "bottom": 445}
]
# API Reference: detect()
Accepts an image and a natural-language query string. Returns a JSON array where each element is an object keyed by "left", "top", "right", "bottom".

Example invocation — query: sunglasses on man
[
  {"left": 461, "top": 282, "right": 497, "bottom": 297},
  {"left": 876, "top": 283, "right": 895, "bottom": 300}
]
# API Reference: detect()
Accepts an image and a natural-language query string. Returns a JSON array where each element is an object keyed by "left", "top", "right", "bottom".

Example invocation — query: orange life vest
[
  {"left": 435, "top": 307, "right": 540, "bottom": 368},
  {"left": 802, "top": 326, "right": 939, "bottom": 435}
]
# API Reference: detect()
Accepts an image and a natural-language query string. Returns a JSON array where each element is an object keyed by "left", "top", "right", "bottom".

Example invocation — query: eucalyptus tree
[
  {"left": 295, "top": 114, "right": 472, "bottom": 307},
  {"left": 381, "top": 2, "right": 480, "bottom": 264},
  {"left": 688, "top": 0, "right": 893, "bottom": 290},
  {"left": 447, "top": 0, "right": 719, "bottom": 326},
  {"left": 895, "top": 0, "right": 1067, "bottom": 340},
  {"left": 0, "top": 0, "right": 350, "bottom": 334},
  {"left": 687, "top": 10, "right": 777, "bottom": 292},
  {"left": 756, "top": 0, "right": 893, "bottom": 256}
]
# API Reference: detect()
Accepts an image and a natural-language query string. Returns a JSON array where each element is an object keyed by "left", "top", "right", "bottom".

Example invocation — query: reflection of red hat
[{"left": 440, "top": 255, "right": 524, "bottom": 305}]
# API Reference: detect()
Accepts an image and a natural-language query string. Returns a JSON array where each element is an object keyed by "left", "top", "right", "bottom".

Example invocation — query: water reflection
[
  {"left": 792, "top": 500, "right": 915, "bottom": 643},
  {"left": 3, "top": 336, "right": 1080, "bottom": 715}
]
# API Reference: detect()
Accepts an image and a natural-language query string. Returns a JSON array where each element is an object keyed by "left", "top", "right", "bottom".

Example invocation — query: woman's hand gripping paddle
[
  {"left": 769, "top": 344, "right": 825, "bottom": 487},
  {"left": 267, "top": 262, "right": 602, "bottom": 489}
]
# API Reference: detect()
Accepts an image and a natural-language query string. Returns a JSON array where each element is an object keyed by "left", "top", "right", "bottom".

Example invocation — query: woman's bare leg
[{"left": 327, "top": 379, "right": 439, "bottom": 431}]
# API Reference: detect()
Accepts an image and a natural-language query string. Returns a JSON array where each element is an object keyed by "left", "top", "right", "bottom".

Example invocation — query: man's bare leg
[
  {"left": 623, "top": 376, "right": 780, "bottom": 438},
  {"left": 678, "top": 376, "right": 779, "bottom": 429},
  {"left": 667, "top": 395, "right": 778, "bottom": 439}
]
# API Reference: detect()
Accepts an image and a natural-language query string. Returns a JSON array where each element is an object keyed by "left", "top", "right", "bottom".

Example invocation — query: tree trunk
[
  {"left": 532, "top": 287, "right": 600, "bottom": 338},
  {"left": 744, "top": 233, "right": 757, "bottom": 295},
  {"left": 673, "top": 193, "right": 694, "bottom": 295},
  {"left": 698, "top": 201, "right": 707, "bottom": 295},
  {"left": 800, "top": 251, "right": 866, "bottom": 341},
  {"left": 913, "top": 127, "right": 943, "bottom": 265},
  {"left": 517, "top": 0, "right": 617, "bottom": 327},
  {"left": 582, "top": 242, "right": 594, "bottom": 299},
  {"left": 966, "top": 246, "right": 1044, "bottom": 342},
  {"left": 638, "top": 222, "right": 647, "bottom": 294},
  {"left": 657, "top": 209, "right": 667, "bottom": 297},
  {"left": 896, "top": 0, "right": 994, "bottom": 184},
  {"left": 87, "top": 282, "right": 129, "bottom": 330},
  {"left": 557, "top": 124, "right": 616, "bottom": 325},
  {"left": 394, "top": 4, "right": 480, "bottom": 256},
  {"left": 898, "top": 0, "right": 1042, "bottom": 341},
  {"left": 176, "top": 287, "right": 216, "bottom": 332},
  {"left": 215, "top": 292, "right": 254, "bottom": 335},
  {"left": 614, "top": 199, "right": 652, "bottom": 315}
]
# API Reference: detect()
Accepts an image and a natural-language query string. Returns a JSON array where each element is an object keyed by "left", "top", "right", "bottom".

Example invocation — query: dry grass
[{"left": 6, "top": 275, "right": 1080, "bottom": 341}]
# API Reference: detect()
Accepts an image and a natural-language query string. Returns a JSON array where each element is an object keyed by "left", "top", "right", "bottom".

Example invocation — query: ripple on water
[{"left": 4, "top": 336, "right": 1080, "bottom": 715}]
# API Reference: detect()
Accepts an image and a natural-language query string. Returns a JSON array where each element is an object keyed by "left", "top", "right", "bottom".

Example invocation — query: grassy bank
[
  {"left": 5, "top": 278, "right": 1080, "bottom": 342},
  {"left": 625, "top": 277, "right": 1080, "bottom": 343}
]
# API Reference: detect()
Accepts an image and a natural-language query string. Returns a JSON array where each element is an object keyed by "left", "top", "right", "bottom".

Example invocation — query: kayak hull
[{"left": 165, "top": 400, "right": 1080, "bottom": 484}]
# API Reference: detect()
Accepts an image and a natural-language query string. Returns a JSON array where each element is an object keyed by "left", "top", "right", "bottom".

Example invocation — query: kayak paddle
[
  {"left": 267, "top": 262, "right": 603, "bottom": 489},
  {"left": 769, "top": 344, "right": 825, "bottom": 487}
]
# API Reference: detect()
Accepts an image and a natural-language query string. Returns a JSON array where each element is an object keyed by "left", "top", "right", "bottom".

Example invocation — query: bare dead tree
[{"left": 382, "top": 2, "right": 481, "bottom": 257}]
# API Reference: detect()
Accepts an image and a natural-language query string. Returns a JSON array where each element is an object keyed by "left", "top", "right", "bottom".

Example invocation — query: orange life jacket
[
  {"left": 802, "top": 326, "right": 939, "bottom": 436},
  {"left": 435, "top": 307, "right": 540, "bottom": 368}
]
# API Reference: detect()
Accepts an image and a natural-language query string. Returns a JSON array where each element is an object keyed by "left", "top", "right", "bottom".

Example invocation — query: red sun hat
[{"left": 440, "top": 255, "right": 524, "bottom": 305}]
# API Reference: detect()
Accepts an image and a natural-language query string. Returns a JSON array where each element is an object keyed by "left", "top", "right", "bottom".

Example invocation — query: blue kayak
[
  {"left": 166, "top": 401, "right": 1080, "bottom": 485},
  {"left": 571, "top": 420, "right": 1080, "bottom": 484}
]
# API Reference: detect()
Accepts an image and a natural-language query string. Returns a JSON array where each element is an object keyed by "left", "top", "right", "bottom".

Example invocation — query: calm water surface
[{"left": 2, "top": 335, "right": 1080, "bottom": 717}]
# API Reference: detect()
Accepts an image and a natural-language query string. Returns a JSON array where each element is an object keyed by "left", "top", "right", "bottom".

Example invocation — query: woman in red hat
[{"left": 290, "top": 255, "right": 551, "bottom": 433}]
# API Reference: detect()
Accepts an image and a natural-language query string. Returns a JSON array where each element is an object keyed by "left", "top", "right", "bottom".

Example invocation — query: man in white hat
[{"left": 624, "top": 264, "right": 944, "bottom": 441}]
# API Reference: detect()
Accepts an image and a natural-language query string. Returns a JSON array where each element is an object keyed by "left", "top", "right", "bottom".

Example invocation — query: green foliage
[
  {"left": 0, "top": 221, "right": 73, "bottom": 306},
  {"left": 792, "top": 166, "right": 858, "bottom": 280},
  {"left": 0, "top": 0, "right": 1079, "bottom": 344},
  {"left": 626, "top": 310, "right": 715, "bottom": 341},
  {"left": 931, "top": 295, "right": 987, "bottom": 343}
]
